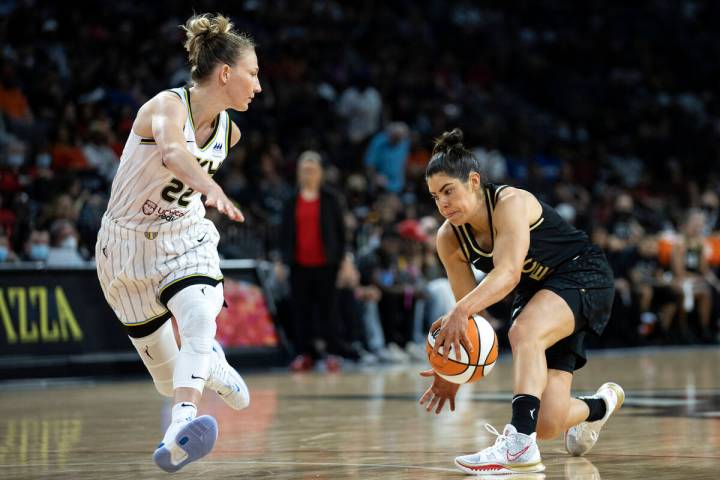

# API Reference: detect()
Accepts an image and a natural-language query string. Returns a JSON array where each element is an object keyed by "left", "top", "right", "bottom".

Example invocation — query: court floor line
[
  {"left": 4, "top": 450, "right": 720, "bottom": 470},
  {"left": 6, "top": 449, "right": 720, "bottom": 460},
  {"left": 2, "top": 460, "right": 459, "bottom": 472}
]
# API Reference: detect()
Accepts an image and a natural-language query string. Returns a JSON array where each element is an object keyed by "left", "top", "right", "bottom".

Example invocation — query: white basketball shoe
[
  {"left": 206, "top": 340, "right": 250, "bottom": 410},
  {"left": 153, "top": 414, "right": 218, "bottom": 473},
  {"left": 565, "top": 382, "right": 625, "bottom": 456},
  {"left": 454, "top": 424, "right": 545, "bottom": 475}
]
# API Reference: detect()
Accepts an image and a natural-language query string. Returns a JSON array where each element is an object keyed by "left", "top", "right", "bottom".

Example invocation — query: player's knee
[
  {"left": 177, "top": 310, "right": 216, "bottom": 354},
  {"left": 181, "top": 334, "right": 214, "bottom": 355},
  {"left": 170, "top": 284, "right": 222, "bottom": 345},
  {"left": 508, "top": 322, "right": 548, "bottom": 351},
  {"left": 508, "top": 322, "right": 532, "bottom": 350}
]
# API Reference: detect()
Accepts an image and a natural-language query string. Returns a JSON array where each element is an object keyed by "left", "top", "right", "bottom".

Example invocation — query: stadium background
[{"left": 1, "top": 0, "right": 720, "bottom": 374}]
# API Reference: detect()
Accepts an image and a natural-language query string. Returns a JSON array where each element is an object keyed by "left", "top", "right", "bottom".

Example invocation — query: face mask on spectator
[
  {"left": 30, "top": 244, "right": 49, "bottom": 261},
  {"left": 36, "top": 153, "right": 52, "bottom": 168},
  {"left": 0, "top": 246, "right": 7, "bottom": 262},
  {"left": 61, "top": 236, "right": 78, "bottom": 249},
  {"left": 6, "top": 153, "right": 24, "bottom": 168}
]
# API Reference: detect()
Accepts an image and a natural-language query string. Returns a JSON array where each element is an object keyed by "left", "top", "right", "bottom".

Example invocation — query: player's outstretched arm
[{"left": 430, "top": 222, "right": 478, "bottom": 363}]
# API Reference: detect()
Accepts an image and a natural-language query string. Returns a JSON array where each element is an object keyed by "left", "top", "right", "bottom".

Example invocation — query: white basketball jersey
[{"left": 104, "top": 87, "right": 231, "bottom": 232}]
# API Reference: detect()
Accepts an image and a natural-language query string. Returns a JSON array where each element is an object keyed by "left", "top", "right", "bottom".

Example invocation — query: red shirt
[{"left": 294, "top": 195, "right": 326, "bottom": 266}]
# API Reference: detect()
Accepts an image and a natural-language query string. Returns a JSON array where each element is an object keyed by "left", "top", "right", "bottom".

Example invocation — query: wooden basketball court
[{"left": 2, "top": 347, "right": 718, "bottom": 479}]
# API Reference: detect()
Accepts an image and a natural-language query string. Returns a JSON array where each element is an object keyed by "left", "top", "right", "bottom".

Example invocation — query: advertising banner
[{"left": 0, "top": 261, "right": 280, "bottom": 360}]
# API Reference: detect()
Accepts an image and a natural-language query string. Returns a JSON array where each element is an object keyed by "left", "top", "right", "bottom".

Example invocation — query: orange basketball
[{"left": 426, "top": 314, "right": 499, "bottom": 384}]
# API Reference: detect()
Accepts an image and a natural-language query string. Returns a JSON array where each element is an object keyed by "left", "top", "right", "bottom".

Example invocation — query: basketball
[{"left": 426, "top": 314, "right": 499, "bottom": 384}]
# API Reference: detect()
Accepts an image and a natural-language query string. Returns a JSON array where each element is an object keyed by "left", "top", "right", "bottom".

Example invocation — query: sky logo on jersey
[{"left": 213, "top": 142, "right": 223, "bottom": 151}]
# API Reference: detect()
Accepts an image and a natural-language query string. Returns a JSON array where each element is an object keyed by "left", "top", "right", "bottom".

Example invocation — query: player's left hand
[
  {"left": 419, "top": 369, "right": 460, "bottom": 414},
  {"left": 430, "top": 307, "right": 473, "bottom": 364},
  {"left": 205, "top": 185, "right": 245, "bottom": 222}
]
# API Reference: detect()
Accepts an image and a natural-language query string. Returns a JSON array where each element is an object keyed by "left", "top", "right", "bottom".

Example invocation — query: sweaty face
[
  {"left": 228, "top": 49, "right": 262, "bottom": 111},
  {"left": 427, "top": 173, "right": 475, "bottom": 226}
]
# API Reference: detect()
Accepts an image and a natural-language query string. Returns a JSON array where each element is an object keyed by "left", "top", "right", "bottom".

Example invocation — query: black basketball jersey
[{"left": 450, "top": 184, "right": 590, "bottom": 291}]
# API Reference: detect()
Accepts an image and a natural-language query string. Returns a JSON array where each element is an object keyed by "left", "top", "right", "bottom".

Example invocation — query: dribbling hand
[
  {"left": 419, "top": 369, "right": 460, "bottom": 414},
  {"left": 205, "top": 186, "right": 244, "bottom": 222},
  {"left": 430, "top": 308, "right": 473, "bottom": 364}
]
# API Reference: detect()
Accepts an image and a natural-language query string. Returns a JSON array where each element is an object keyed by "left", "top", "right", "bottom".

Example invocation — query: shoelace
[{"left": 485, "top": 424, "right": 509, "bottom": 448}]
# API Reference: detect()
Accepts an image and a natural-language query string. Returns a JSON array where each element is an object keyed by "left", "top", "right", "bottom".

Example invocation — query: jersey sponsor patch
[
  {"left": 143, "top": 199, "right": 158, "bottom": 215},
  {"left": 156, "top": 207, "right": 187, "bottom": 222}
]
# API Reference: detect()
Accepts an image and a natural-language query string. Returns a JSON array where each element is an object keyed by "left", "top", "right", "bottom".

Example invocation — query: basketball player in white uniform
[{"left": 95, "top": 13, "right": 261, "bottom": 473}]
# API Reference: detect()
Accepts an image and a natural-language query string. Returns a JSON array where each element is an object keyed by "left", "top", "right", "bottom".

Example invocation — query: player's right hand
[
  {"left": 419, "top": 369, "right": 460, "bottom": 414},
  {"left": 205, "top": 185, "right": 245, "bottom": 222},
  {"left": 430, "top": 307, "right": 473, "bottom": 364}
]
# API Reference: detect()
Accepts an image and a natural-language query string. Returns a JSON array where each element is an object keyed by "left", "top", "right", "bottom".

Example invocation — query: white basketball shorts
[{"left": 95, "top": 216, "right": 223, "bottom": 337}]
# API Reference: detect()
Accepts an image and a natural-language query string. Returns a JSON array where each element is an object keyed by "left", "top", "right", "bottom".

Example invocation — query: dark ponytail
[{"left": 425, "top": 128, "right": 483, "bottom": 182}]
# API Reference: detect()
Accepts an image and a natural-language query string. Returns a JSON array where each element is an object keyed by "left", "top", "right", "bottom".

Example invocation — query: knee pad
[
  {"left": 167, "top": 283, "right": 223, "bottom": 392},
  {"left": 129, "top": 321, "right": 178, "bottom": 397}
]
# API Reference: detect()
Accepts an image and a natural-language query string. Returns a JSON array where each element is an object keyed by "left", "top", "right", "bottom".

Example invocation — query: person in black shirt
[{"left": 418, "top": 129, "right": 621, "bottom": 475}]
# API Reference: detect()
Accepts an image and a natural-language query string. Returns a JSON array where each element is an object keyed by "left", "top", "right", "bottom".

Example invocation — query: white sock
[
  {"left": 172, "top": 401, "right": 197, "bottom": 423},
  {"left": 161, "top": 402, "right": 197, "bottom": 445}
]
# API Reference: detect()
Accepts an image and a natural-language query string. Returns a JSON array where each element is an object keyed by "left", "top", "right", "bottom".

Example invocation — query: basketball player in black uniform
[{"left": 418, "top": 129, "right": 623, "bottom": 475}]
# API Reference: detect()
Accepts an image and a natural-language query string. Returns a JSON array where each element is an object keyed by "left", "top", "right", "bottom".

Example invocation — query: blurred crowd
[{"left": 1, "top": 1, "right": 720, "bottom": 368}]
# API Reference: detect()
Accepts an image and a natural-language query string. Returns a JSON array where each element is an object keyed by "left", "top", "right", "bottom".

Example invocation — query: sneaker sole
[
  {"left": 454, "top": 459, "right": 546, "bottom": 475},
  {"left": 601, "top": 382, "right": 625, "bottom": 413},
  {"left": 564, "top": 382, "right": 625, "bottom": 456},
  {"left": 153, "top": 416, "right": 218, "bottom": 473}
]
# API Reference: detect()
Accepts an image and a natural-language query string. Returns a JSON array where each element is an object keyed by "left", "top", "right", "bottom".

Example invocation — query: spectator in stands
[
  {"left": 607, "top": 192, "right": 644, "bottom": 251},
  {"left": 47, "top": 219, "right": 85, "bottom": 265},
  {"left": 335, "top": 252, "right": 382, "bottom": 364},
  {"left": 372, "top": 230, "right": 417, "bottom": 360},
  {"left": 281, "top": 151, "right": 347, "bottom": 371},
  {"left": 336, "top": 73, "right": 382, "bottom": 146},
  {"left": 630, "top": 236, "right": 678, "bottom": 342},
  {"left": 82, "top": 122, "right": 119, "bottom": 184},
  {"left": 0, "top": 231, "right": 20, "bottom": 263},
  {"left": 0, "top": 65, "right": 33, "bottom": 127},
  {"left": 253, "top": 145, "right": 292, "bottom": 232},
  {"left": 605, "top": 192, "right": 645, "bottom": 312},
  {"left": 364, "top": 122, "right": 411, "bottom": 194},
  {"left": 700, "top": 189, "right": 720, "bottom": 235},
  {"left": 22, "top": 228, "right": 50, "bottom": 263},
  {"left": 51, "top": 125, "right": 89, "bottom": 172},
  {"left": 671, "top": 209, "right": 717, "bottom": 343}
]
